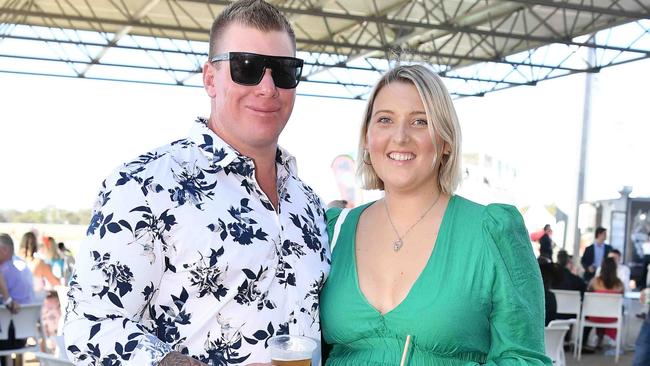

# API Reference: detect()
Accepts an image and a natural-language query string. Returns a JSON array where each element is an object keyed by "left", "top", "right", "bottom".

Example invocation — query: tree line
[{"left": 0, "top": 207, "right": 92, "bottom": 225}]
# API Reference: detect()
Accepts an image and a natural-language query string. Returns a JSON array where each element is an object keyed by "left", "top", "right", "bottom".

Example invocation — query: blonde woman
[
  {"left": 20, "top": 232, "right": 61, "bottom": 340},
  {"left": 320, "top": 65, "right": 550, "bottom": 365}
]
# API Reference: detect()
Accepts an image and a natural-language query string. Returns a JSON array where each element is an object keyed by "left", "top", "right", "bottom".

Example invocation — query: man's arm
[
  {"left": 0, "top": 272, "right": 19, "bottom": 314},
  {"left": 580, "top": 246, "right": 591, "bottom": 271},
  {"left": 64, "top": 170, "right": 172, "bottom": 365}
]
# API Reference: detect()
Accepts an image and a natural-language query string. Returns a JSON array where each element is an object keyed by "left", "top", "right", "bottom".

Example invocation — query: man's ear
[{"left": 203, "top": 62, "right": 217, "bottom": 98}]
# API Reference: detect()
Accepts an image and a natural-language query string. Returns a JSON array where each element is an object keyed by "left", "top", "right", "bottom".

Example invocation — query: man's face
[
  {"left": 203, "top": 23, "right": 296, "bottom": 157},
  {"left": 597, "top": 230, "right": 607, "bottom": 243}
]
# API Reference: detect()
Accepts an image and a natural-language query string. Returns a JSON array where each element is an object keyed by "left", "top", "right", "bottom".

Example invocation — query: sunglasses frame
[{"left": 210, "top": 52, "right": 304, "bottom": 89}]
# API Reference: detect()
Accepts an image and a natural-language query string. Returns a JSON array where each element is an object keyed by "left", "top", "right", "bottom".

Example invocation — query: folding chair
[
  {"left": 545, "top": 325, "right": 570, "bottom": 366},
  {"left": 0, "top": 303, "right": 45, "bottom": 366},
  {"left": 577, "top": 292, "right": 624, "bottom": 362},
  {"left": 550, "top": 289, "right": 581, "bottom": 357}
]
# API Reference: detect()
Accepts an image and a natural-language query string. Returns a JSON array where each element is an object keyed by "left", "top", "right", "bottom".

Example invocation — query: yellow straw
[{"left": 400, "top": 334, "right": 411, "bottom": 366}]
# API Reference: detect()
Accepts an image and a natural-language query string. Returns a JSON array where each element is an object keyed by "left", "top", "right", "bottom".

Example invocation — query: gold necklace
[{"left": 384, "top": 193, "right": 441, "bottom": 252}]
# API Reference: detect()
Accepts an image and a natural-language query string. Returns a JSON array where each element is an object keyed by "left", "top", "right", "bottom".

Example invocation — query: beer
[
  {"left": 268, "top": 335, "right": 316, "bottom": 366},
  {"left": 271, "top": 359, "right": 311, "bottom": 366}
]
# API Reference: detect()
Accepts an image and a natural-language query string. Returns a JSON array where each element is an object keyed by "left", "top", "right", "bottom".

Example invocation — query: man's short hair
[
  {"left": 208, "top": 0, "right": 296, "bottom": 59},
  {"left": 595, "top": 226, "right": 607, "bottom": 238},
  {"left": 543, "top": 224, "right": 551, "bottom": 231},
  {"left": 557, "top": 250, "right": 571, "bottom": 268},
  {"left": 0, "top": 233, "right": 13, "bottom": 250}
]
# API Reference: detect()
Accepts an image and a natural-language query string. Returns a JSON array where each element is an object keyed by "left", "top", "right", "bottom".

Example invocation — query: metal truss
[{"left": 1, "top": 0, "right": 649, "bottom": 99}]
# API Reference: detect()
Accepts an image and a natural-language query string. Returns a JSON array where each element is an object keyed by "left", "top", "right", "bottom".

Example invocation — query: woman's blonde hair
[{"left": 357, "top": 64, "right": 462, "bottom": 195}]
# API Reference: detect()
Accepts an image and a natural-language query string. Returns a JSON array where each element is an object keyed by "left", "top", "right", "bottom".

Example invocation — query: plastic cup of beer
[{"left": 268, "top": 335, "right": 316, "bottom": 366}]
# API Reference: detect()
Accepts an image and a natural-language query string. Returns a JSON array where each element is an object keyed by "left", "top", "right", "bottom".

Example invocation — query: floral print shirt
[{"left": 64, "top": 118, "right": 330, "bottom": 366}]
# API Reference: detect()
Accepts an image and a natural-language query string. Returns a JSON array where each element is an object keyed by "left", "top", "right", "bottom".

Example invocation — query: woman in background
[
  {"left": 584, "top": 257, "right": 624, "bottom": 348},
  {"left": 320, "top": 65, "right": 550, "bottom": 365},
  {"left": 19, "top": 232, "right": 61, "bottom": 341}
]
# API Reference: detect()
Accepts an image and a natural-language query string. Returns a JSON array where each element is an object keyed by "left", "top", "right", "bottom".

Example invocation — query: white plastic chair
[
  {"left": 550, "top": 289, "right": 581, "bottom": 356},
  {"left": 0, "top": 303, "right": 45, "bottom": 366},
  {"left": 34, "top": 351, "right": 74, "bottom": 365},
  {"left": 545, "top": 325, "right": 570, "bottom": 366},
  {"left": 577, "top": 292, "right": 624, "bottom": 362}
]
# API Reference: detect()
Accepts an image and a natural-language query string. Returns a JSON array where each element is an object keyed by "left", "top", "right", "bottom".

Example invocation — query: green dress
[{"left": 320, "top": 195, "right": 551, "bottom": 366}]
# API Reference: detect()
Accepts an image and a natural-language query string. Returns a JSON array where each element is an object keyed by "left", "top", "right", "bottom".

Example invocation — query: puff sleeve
[{"left": 483, "top": 204, "right": 552, "bottom": 366}]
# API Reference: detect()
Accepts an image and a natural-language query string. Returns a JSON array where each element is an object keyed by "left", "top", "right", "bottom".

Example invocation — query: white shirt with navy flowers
[{"left": 64, "top": 118, "right": 330, "bottom": 366}]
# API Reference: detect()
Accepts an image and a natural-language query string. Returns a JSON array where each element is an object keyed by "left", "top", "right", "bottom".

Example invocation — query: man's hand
[
  {"left": 159, "top": 352, "right": 209, "bottom": 366},
  {"left": 588, "top": 265, "right": 595, "bottom": 273},
  {"left": 7, "top": 300, "right": 20, "bottom": 314}
]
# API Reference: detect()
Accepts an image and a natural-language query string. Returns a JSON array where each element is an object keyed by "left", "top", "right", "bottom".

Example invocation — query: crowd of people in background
[
  {"left": 0, "top": 230, "right": 75, "bottom": 363},
  {"left": 536, "top": 224, "right": 649, "bottom": 361}
]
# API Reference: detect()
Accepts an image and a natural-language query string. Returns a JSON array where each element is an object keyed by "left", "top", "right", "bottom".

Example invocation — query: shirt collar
[{"left": 189, "top": 117, "right": 297, "bottom": 175}]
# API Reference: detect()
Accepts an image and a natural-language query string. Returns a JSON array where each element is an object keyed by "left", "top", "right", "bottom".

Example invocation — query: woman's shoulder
[{"left": 450, "top": 195, "right": 521, "bottom": 221}]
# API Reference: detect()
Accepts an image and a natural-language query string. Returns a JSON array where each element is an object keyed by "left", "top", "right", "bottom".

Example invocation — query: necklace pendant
[{"left": 393, "top": 239, "right": 404, "bottom": 252}]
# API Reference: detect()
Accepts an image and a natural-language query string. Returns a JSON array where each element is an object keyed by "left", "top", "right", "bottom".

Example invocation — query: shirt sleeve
[
  {"left": 64, "top": 168, "right": 172, "bottom": 366},
  {"left": 482, "top": 204, "right": 552, "bottom": 366}
]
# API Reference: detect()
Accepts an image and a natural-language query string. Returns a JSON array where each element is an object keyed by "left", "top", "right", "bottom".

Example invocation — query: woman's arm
[
  {"left": 36, "top": 260, "right": 61, "bottom": 287},
  {"left": 483, "top": 204, "right": 552, "bottom": 366}
]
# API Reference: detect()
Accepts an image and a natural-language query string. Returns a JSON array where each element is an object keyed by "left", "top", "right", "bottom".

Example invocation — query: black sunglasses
[{"left": 211, "top": 52, "right": 304, "bottom": 89}]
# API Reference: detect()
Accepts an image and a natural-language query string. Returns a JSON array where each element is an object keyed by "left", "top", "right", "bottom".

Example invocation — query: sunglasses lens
[
  {"left": 230, "top": 54, "right": 265, "bottom": 86},
  {"left": 227, "top": 53, "right": 303, "bottom": 89},
  {"left": 270, "top": 59, "right": 303, "bottom": 89}
]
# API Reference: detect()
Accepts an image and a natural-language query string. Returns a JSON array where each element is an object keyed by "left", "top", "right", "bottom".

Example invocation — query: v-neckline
[{"left": 350, "top": 195, "right": 455, "bottom": 317}]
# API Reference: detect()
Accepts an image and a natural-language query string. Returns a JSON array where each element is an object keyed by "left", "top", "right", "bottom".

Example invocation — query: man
[
  {"left": 0, "top": 233, "right": 33, "bottom": 365},
  {"left": 538, "top": 224, "right": 554, "bottom": 262},
  {"left": 553, "top": 250, "right": 586, "bottom": 295},
  {"left": 63, "top": 1, "right": 330, "bottom": 365},
  {"left": 596, "top": 249, "right": 631, "bottom": 292},
  {"left": 580, "top": 226, "right": 612, "bottom": 283}
]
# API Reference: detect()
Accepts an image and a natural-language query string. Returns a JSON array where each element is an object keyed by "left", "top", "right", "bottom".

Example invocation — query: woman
[
  {"left": 43, "top": 236, "right": 65, "bottom": 280},
  {"left": 19, "top": 232, "right": 61, "bottom": 293},
  {"left": 320, "top": 65, "right": 550, "bottom": 365},
  {"left": 19, "top": 232, "right": 61, "bottom": 339},
  {"left": 585, "top": 257, "right": 624, "bottom": 346}
]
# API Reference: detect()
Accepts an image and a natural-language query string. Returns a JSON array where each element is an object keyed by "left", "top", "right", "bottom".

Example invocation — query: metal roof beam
[
  {"left": 3, "top": 34, "right": 581, "bottom": 79},
  {"left": 78, "top": 0, "right": 161, "bottom": 76},
  {"left": 505, "top": 0, "right": 650, "bottom": 20},
  {"left": 0, "top": 29, "right": 604, "bottom": 73},
  {"left": 0, "top": 48, "right": 532, "bottom": 87},
  {"left": 3, "top": 6, "right": 646, "bottom": 55}
]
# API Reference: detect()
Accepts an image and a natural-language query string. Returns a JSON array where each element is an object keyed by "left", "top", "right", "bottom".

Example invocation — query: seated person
[
  {"left": 539, "top": 260, "right": 558, "bottom": 326},
  {"left": 0, "top": 234, "right": 34, "bottom": 366},
  {"left": 552, "top": 250, "right": 587, "bottom": 295},
  {"left": 585, "top": 257, "right": 624, "bottom": 348}
]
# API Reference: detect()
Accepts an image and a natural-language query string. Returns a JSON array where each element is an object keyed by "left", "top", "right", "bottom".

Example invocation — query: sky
[{"left": 1, "top": 57, "right": 649, "bottom": 249}]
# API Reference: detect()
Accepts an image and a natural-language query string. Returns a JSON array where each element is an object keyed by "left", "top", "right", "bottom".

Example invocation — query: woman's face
[{"left": 366, "top": 81, "right": 446, "bottom": 194}]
